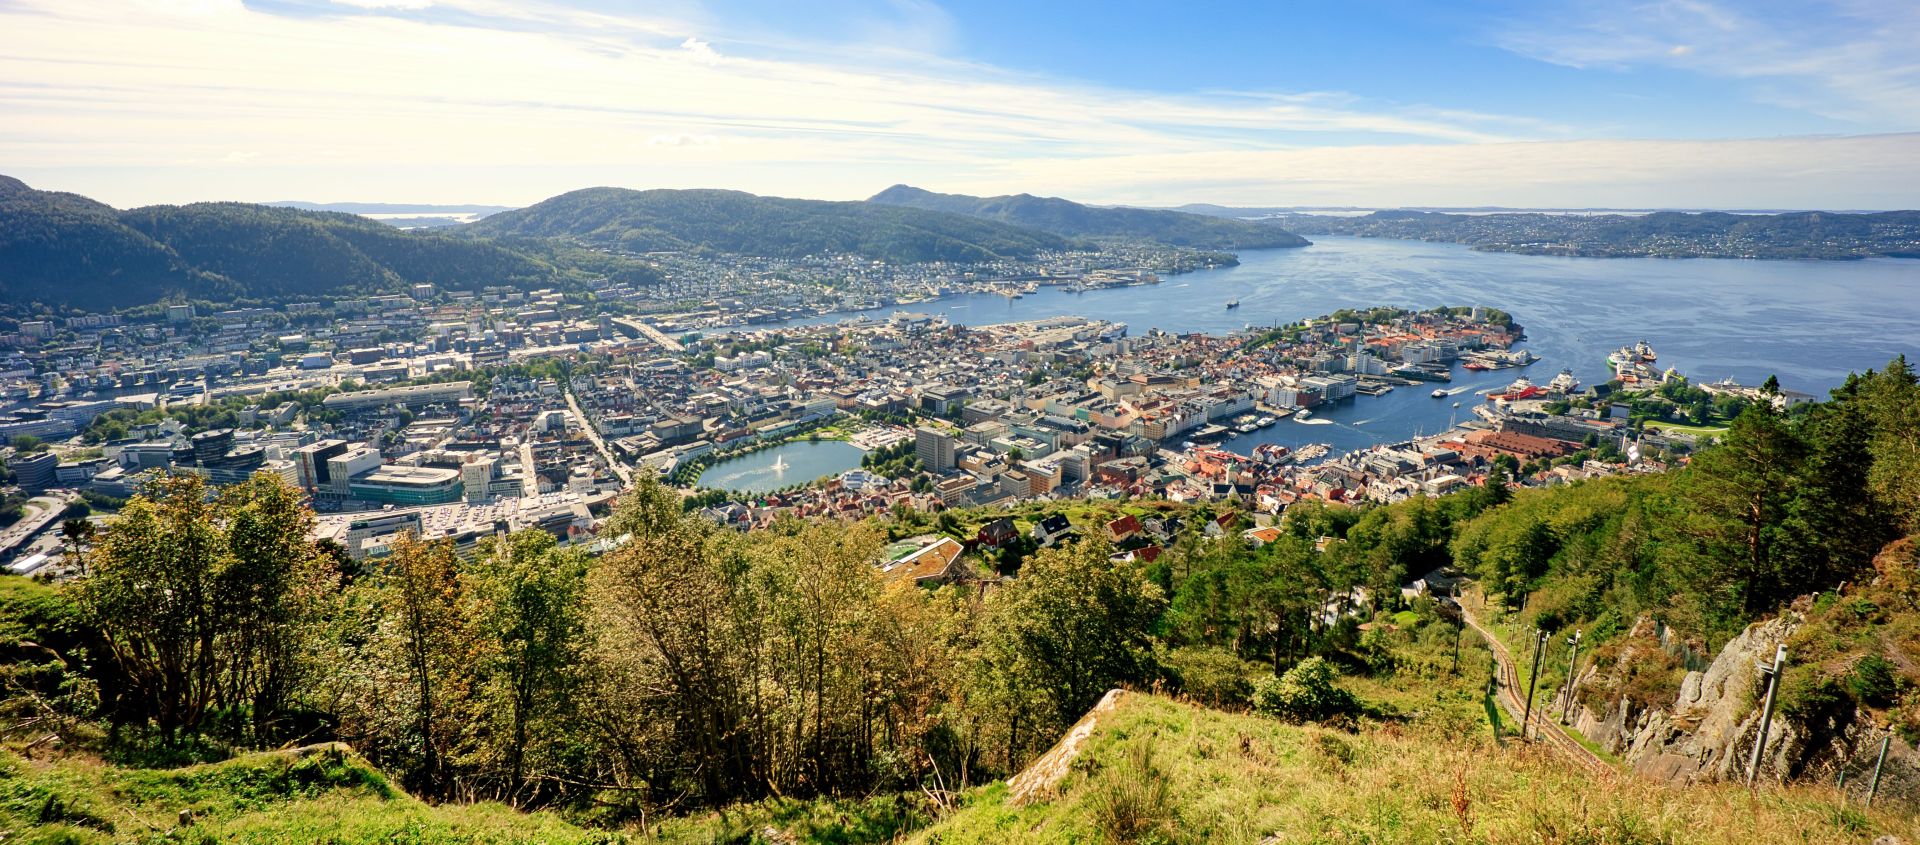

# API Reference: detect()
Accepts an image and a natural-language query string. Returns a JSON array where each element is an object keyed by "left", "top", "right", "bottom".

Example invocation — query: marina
[{"left": 763, "top": 236, "right": 1920, "bottom": 455}]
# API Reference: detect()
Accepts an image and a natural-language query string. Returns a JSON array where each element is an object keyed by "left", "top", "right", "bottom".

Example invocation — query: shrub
[
  {"left": 1161, "top": 646, "right": 1256, "bottom": 708},
  {"left": 1848, "top": 654, "right": 1901, "bottom": 709},
  {"left": 1251, "top": 657, "right": 1358, "bottom": 724},
  {"left": 1087, "top": 740, "right": 1177, "bottom": 844},
  {"left": 1777, "top": 666, "right": 1848, "bottom": 721}
]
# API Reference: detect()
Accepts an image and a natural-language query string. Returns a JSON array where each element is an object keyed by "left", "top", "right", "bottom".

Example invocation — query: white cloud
[
  {"left": 1496, "top": 0, "right": 1920, "bottom": 129},
  {"left": 648, "top": 133, "right": 720, "bottom": 146},
  {"left": 333, "top": 0, "right": 435, "bottom": 9},
  {"left": 678, "top": 36, "right": 720, "bottom": 65},
  {"left": 0, "top": 0, "right": 1912, "bottom": 208},
  {"left": 965, "top": 134, "right": 1920, "bottom": 209}
]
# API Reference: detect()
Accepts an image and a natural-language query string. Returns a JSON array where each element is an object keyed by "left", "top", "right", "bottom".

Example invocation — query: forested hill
[
  {"left": 1277, "top": 208, "right": 1920, "bottom": 259},
  {"left": 868, "top": 184, "right": 1311, "bottom": 250},
  {"left": 465, "top": 186, "right": 1076, "bottom": 262},
  {"left": 0, "top": 176, "right": 637, "bottom": 309}
]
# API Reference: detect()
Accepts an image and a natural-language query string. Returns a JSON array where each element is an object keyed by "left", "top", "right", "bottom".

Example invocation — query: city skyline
[{"left": 2, "top": 0, "right": 1918, "bottom": 209}]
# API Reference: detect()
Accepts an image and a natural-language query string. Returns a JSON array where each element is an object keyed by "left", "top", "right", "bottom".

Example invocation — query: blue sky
[{"left": 1, "top": 0, "right": 1915, "bottom": 208}]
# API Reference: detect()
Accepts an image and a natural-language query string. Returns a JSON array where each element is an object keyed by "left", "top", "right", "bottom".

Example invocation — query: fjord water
[{"left": 776, "top": 236, "right": 1919, "bottom": 453}]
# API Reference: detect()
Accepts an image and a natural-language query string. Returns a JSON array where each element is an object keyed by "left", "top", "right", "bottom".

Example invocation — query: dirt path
[{"left": 1460, "top": 599, "right": 1612, "bottom": 775}]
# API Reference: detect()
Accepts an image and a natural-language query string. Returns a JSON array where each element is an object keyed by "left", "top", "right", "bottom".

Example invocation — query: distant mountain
[
  {"left": 0, "top": 176, "right": 639, "bottom": 309},
  {"left": 868, "top": 185, "right": 1309, "bottom": 249},
  {"left": 266, "top": 201, "right": 516, "bottom": 215},
  {"left": 467, "top": 187, "right": 1074, "bottom": 262},
  {"left": 1278, "top": 209, "right": 1920, "bottom": 259},
  {"left": 267, "top": 201, "right": 514, "bottom": 230}
]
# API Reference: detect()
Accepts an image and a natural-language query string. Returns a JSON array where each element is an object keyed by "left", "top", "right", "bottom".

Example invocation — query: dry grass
[{"left": 909, "top": 692, "right": 1916, "bottom": 845}]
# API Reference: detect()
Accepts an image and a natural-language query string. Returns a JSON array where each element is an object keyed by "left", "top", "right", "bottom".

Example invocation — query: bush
[
  {"left": 1087, "top": 740, "right": 1177, "bottom": 845},
  {"left": 1251, "top": 657, "right": 1358, "bottom": 724},
  {"left": 1848, "top": 655, "right": 1901, "bottom": 708},
  {"left": 1161, "top": 646, "right": 1256, "bottom": 708},
  {"left": 1777, "top": 666, "right": 1848, "bottom": 721}
]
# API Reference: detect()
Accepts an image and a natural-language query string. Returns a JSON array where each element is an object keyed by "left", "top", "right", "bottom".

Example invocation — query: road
[
  {"left": 610, "top": 317, "right": 684, "bottom": 354},
  {"left": 1460, "top": 597, "right": 1613, "bottom": 775},
  {"left": 564, "top": 390, "right": 632, "bottom": 487},
  {"left": 0, "top": 490, "right": 79, "bottom": 557}
]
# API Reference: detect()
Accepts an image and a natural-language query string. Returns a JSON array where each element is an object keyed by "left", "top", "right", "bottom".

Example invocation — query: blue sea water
[{"left": 763, "top": 236, "right": 1920, "bottom": 453}]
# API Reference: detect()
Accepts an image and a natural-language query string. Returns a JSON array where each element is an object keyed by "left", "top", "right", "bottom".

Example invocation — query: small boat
[
  {"left": 1256, "top": 415, "right": 1276, "bottom": 427},
  {"left": 1452, "top": 401, "right": 1462, "bottom": 408},
  {"left": 1431, "top": 388, "right": 1449, "bottom": 398},
  {"left": 1225, "top": 299, "right": 1240, "bottom": 309},
  {"left": 1294, "top": 408, "right": 1312, "bottom": 421},
  {"left": 1236, "top": 422, "right": 1259, "bottom": 434}
]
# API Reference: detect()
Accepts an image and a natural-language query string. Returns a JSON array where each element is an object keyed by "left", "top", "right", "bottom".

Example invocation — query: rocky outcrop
[
  {"left": 1007, "top": 688, "right": 1130, "bottom": 805},
  {"left": 1565, "top": 610, "right": 1918, "bottom": 806},
  {"left": 1616, "top": 613, "right": 1797, "bottom": 784}
]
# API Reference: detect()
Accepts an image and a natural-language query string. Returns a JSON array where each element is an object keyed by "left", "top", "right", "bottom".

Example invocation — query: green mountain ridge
[
  {"left": 868, "top": 184, "right": 1311, "bottom": 249},
  {"left": 0, "top": 176, "right": 590, "bottom": 309},
  {"left": 1279, "top": 208, "right": 1920, "bottom": 259},
  {"left": 466, "top": 186, "right": 1077, "bottom": 262}
]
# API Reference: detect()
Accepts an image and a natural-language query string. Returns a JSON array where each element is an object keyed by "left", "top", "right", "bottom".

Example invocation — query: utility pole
[
  {"left": 1867, "top": 733, "right": 1890, "bottom": 808},
  {"left": 1523, "top": 629, "right": 1548, "bottom": 741},
  {"left": 1745, "top": 643, "right": 1787, "bottom": 787},
  {"left": 1561, "top": 629, "right": 1583, "bottom": 724}
]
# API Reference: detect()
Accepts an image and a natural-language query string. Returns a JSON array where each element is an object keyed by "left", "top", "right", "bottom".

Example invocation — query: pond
[{"left": 695, "top": 439, "right": 866, "bottom": 494}]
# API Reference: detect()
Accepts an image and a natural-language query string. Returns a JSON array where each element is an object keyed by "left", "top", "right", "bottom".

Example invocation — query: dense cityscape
[
  {"left": 2, "top": 263, "right": 1792, "bottom": 582},
  {"left": 4, "top": 1, "right": 1919, "bottom": 841}
]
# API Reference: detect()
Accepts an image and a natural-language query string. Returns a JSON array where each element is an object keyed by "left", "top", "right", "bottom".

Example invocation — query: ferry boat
[
  {"left": 1431, "top": 388, "right": 1449, "bottom": 398},
  {"left": 1547, "top": 368, "right": 1581, "bottom": 394},
  {"left": 1607, "top": 340, "right": 1658, "bottom": 368},
  {"left": 1487, "top": 376, "right": 1545, "bottom": 402},
  {"left": 1294, "top": 408, "right": 1312, "bottom": 421}
]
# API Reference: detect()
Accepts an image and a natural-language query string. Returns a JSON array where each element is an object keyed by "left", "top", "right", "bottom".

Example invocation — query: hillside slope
[
  {"left": 0, "top": 176, "right": 646, "bottom": 309},
  {"left": 914, "top": 691, "right": 1914, "bottom": 845},
  {"left": 868, "top": 184, "right": 1310, "bottom": 249},
  {"left": 467, "top": 186, "right": 1075, "bottom": 262},
  {"left": 1279, "top": 208, "right": 1920, "bottom": 258},
  {"left": 0, "top": 744, "right": 610, "bottom": 844}
]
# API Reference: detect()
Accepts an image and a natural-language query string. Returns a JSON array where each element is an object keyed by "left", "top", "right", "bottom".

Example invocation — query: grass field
[
  {"left": 0, "top": 744, "right": 616, "bottom": 845},
  {"left": 1645, "top": 420, "right": 1731, "bottom": 437},
  {"left": 909, "top": 692, "right": 1914, "bottom": 845}
]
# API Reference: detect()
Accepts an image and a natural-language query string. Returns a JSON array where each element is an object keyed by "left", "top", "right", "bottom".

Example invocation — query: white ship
[
  {"left": 1607, "top": 340, "right": 1658, "bottom": 368},
  {"left": 1547, "top": 368, "right": 1581, "bottom": 394}
]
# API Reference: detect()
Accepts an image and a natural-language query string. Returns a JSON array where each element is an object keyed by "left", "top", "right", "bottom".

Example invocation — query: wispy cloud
[
  {"left": 0, "top": 0, "right": 1913, "bottom": 208},
  {"left": 1495, "top": 0, "right": 1920, "bottom": 129}
]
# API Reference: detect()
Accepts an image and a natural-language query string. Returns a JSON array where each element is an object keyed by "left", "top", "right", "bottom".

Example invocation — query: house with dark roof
[
  {"left": 1031, "top": 513, "right": 1075, "bottom": 547},
  {"left": 976, "top": 517, "right": 1018, "bottom": 550}
]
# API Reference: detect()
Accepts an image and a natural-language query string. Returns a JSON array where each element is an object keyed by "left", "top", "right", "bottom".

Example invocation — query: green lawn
[{"left": 1645, "top": 420, "right": 1731, "bottom": 437}]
